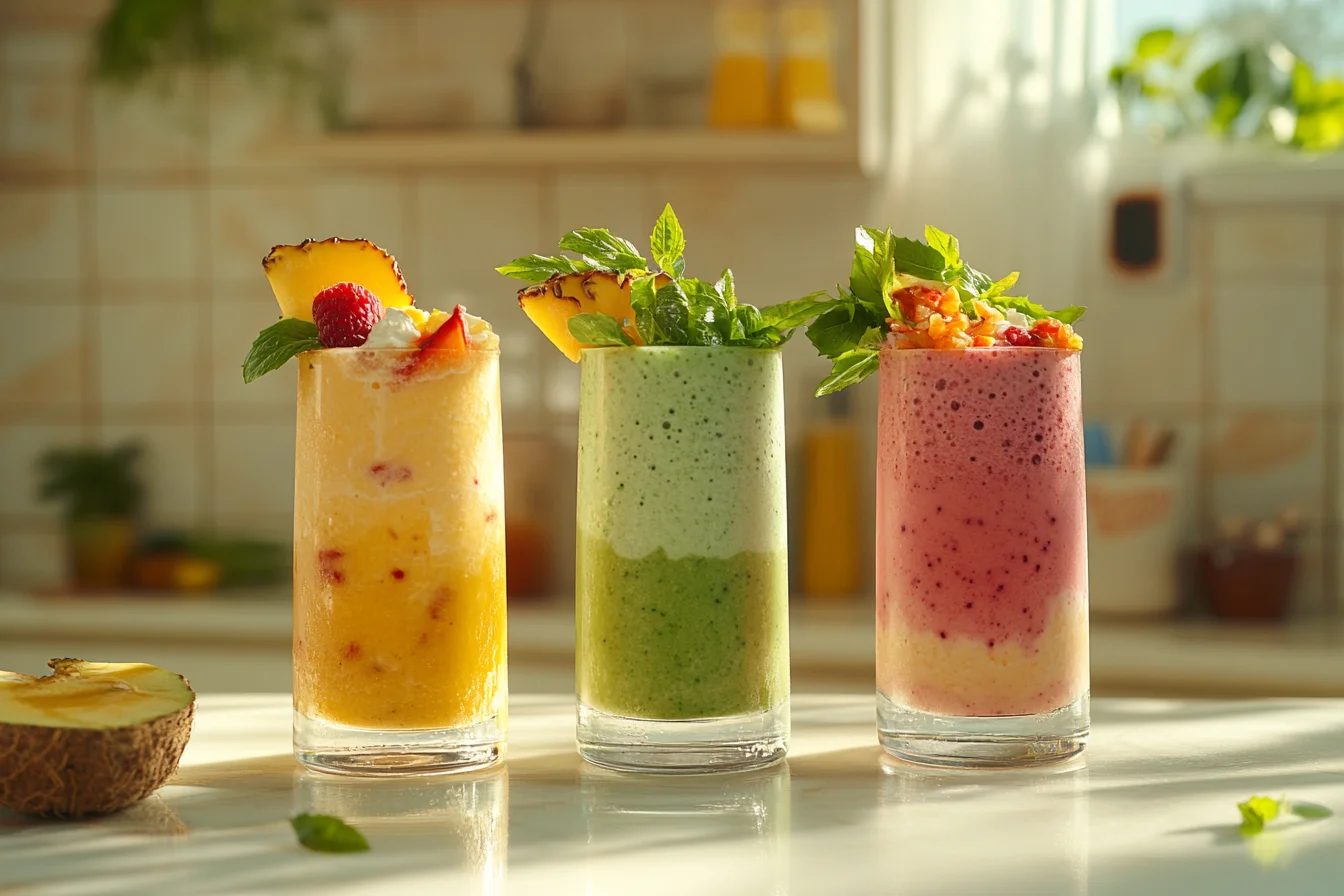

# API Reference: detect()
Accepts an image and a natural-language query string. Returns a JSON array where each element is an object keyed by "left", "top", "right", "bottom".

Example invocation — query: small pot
[
  {"left": 1197, "top": 547, "right": 1297, "bottom": 621},
  {"left": 65, "top": 515, "right": 136, "bottom": 590}
]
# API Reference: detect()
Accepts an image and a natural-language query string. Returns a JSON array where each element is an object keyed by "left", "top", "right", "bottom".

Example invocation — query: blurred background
[{"left": 2, "top": 0, "right": 1342, "bottom": 698}]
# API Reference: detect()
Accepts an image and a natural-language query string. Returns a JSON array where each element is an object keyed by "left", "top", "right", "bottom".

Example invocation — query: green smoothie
[{"left": 576, "top": 346, "right": 790, "bottom": 721}]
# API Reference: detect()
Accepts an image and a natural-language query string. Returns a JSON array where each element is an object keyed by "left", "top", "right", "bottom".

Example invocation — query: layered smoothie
[
  {"left": 876, "top": 348, "right": 1088, "bottom": 718},
  {"left": 293, "top": 341, "right": 507, "bottom": 731},
  {"left": 576, "top": 346, "right": 790, "bottom": 722}
]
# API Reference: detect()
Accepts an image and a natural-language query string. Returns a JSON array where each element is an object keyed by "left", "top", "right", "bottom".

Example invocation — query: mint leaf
[
  {"left": 983, "top": 294, "right": 1088, "bottom": 326},
  {"left": 857, "top": 326, "right": 888, "bottom": 351},
  {"left": 1053, "top": 305, "right": 1087, "bottom": 325},
  {"left": 1238, "top": 796, "right": 1282, "bottom": 836},
  {"left": 716, "top": 269, "right": 737, "bottom": 310},
  {"left": 759, "top": 291, "right": 832, "bottom": 330},
  {"left": 682, "top": 277, "right": 732, "bottom": 342},
  {"left": 243, "top": 319, "right": 321, "bottom": 384},
  {"left": 888, "top": 235, "right": 946, "bottom": 281},
  {"left": 925, "top": 224, "right": 962, "bottom": 279},
  {"left": 817, "top": 349, "right": 880, "bottom": 397},
  {"left": 650, "top": 203, "right": 686, "bottom": 278},
  {"left": 734, "top": 304, "right": 765, "bottom": 340},
  {"left": 849, "top": 227, "right": 883, "bottom": 308},
  {"left": 961, "top": 263, "right": 994, "bottom": 295},
  {"left": 290, "top": 814, "right": 370, "bottom": 853},
  {"left": 1289, "top": 801, "right": 1334, "bottom": 820},
  {"left": 807, "top": 303, "right": 872, "bottom": 358},
  {"left": 651, "top": 280, "right": 691, "bottom": 344},
  {"left": 495, "top": 254, "right": 585, "bottom": 283},
  {"left": 558, "top": 228, "right": 646, "bottom": 273},
  {"left": 568, "top": 313, "right": 634, "bottom": 347},
  {"left": 979, "top": 272, "right": 1019, "bottom": 302}
]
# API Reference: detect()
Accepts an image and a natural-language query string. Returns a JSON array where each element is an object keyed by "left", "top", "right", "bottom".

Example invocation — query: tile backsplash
[{"left": 2, "top": 0, "right": 1341, "bottom": 622}]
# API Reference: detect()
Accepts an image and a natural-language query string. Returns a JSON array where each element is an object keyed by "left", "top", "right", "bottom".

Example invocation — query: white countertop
[
  {"left": 4, "top": 590, "right": 1343, "bottom": 697},
  {"left": 1, "top": 695, "right": 1341, "bottom": 895}
]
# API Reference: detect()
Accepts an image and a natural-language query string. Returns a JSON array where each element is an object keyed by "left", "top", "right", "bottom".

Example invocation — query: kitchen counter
[
  {"left": 1, "top": 695, "right": 1341, "bottom": 895},
  {"left": 3, "top": 590, "right": 1344, "bottom": 697}
]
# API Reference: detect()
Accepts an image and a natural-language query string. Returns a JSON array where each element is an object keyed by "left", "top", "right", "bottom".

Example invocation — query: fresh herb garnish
[
  {"left": 801, "top": 225, "right": 1088, "bottom": 396},
  {"left": 1238, "top": 796, "right": 1334, "bottom": 836},
  {"left": 499, "top": 203, "right": 824, "bottom": 350},
  {"left": 290, "top": 813, "right": 370, "bottom": 853},
  {"left": 242, "top": 318, "right": 322, "bottom": 383}
]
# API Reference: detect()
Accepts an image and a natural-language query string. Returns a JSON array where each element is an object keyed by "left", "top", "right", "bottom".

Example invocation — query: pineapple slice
[
  {"left": 519, "top": 271, "right": 662, "bottom": 362},
  {"left": 263, "top": 238, "right": 414, "bottom": 322}
]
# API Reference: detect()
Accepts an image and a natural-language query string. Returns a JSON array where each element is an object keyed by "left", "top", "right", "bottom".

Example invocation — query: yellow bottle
[
  {"left": 776, "top": 0, "right": 846, "bottom": 132},
  {"left": 707, "top": 1, "right": 772, "bottom": 129},
  {"left": 801, "top": 393, "right": 861, "bottom": 599}
]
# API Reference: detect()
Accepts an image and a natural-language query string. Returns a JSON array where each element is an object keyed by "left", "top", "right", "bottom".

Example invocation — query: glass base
[
  {"left": 293, "top": 710, "right": 503, "bottom": 777},
  {"left": 577, "top": 700, "right": 788, "bottom": 774},
  {"left": 877, "top": 691, "right": 1089, "bottom": 769}
]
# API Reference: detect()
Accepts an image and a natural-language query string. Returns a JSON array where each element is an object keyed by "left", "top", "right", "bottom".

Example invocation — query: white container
[{"left": 1086, "top": 467, "right": 1183, "bottom": 618}]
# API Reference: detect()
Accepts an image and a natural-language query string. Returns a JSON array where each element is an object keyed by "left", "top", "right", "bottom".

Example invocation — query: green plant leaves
[
  {"left": 290, "top": 814, "right": 370, "bottom": 853},
  {"left": 568, "top": 313, "right": 634, "bottom": 347},
  {"left": 242, "top": 318, "right": 322, "bottom": 384},
  {"left": 557, "top": 228, "right": 647, "bottom": 274},
  {"left": 650, "top": 203, "right": 686, "bottom": 277},
  {"left": 1237, "top": 796, "right": 1334, "bottom": 837},
  {"left": 816, "top": 349, "right": 880, "bottom": 397},
  {"left": 495, "top": 254, "right": 586, "bottom": 283}
]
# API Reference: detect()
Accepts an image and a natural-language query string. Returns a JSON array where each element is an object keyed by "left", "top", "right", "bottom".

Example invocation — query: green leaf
[
  {"left": 568, "top": 313, "right": 634, "bottom": 347},
  {"left": 849, "top": 228, "right": 882, "bottom": 307},
  {"left": 243, "top": 319, "right": 322, "bottom": 384},
  {"left": 1135, "top": 28, "right": 1176, "bottom": 60},
  {"left": 816, "top": 349, "right": 880, "bottom": 396},
  {"left": 857, "top": 326, "right": 888, "bottom": 351},
  {"left": 979, "top": 272, "right": 1019, "bottom": 302},
  {"left": 1238, "top": 796, "right": 1282, "bottom": 836},
  {"left": 806, "top": 303, "right": 870, "bottom": 358},
  {"left": 682, "top": 277, "right": 733, "bottom": 342},
  {"left": 651, "top": 280, "right": 691, "bottom": 345},
  {"left": 734, "top": 304, "right": 765, "bottom": 340},
  {"left": 1289, "top": 801, "right": 1334, "bottom": 820},
  {"left": 290, "top": 814, "right": 370, "bottom": 853},
  {"left": 716, "top": 268, "right": 737, "bottom": 310},
  {"left": 558, "top": 228, "right": 647, "bottom": 273},
  {"left": 1052, "top": 305, "right": 1087, "bottom": 325},
  {"left": 650, "top": 203, "right": 686, "bottom": 278},
  {"left": 495, "top": 254, "right": 585, "bottom": 283},
  {"left": 961, "top": 263, "right": 994, "bottom": 295},
  {"left": 924, "top": 224, "right": 962, "bottom": 276},
  {"left": 758, "top": 291, "right": 832, "bottom": 330},
  {"left": 888, "top": 235, "right": 947, "bottom": 282},
  {"left": 629, "top": 275, "right": 658, "bottom": 344}
]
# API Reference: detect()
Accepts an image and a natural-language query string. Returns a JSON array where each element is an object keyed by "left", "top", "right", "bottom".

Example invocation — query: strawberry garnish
[{"left": 312, "top": 282, "right": 385, "bottom": 347}]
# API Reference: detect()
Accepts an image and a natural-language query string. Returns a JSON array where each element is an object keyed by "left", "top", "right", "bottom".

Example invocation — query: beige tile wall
[{"left": 0, "top": 1, "right": 1340, "bottom": 624}]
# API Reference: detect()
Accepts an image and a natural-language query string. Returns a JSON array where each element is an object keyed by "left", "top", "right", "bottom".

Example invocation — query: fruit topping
[
  {"left": 312, "top": 282, "right": 386, "bottom": 347},
  {"left": 0, "top": 659, "right": 195, "bottom": 818},
  {"left": 397, "top": 304, "right": 472, "bottom": 377},
  {"left": 262, "top": 238, "right": 413, "bottom": 323},
  {"left": 519, "top": 271, "right": 646, "bottom": 362}
]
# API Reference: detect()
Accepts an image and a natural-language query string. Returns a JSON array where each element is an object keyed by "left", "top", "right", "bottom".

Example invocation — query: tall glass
[
  {"left": 575, "top": 346, "right": 790, "bottom": 773},
  {"left": 875, "top": 348, "right": 1089, "bottom": 767},
  {"left": 292, "top": 346, "right": 507, "bottom": 775}
]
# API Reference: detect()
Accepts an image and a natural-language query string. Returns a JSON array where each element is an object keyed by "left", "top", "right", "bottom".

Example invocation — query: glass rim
[
  {"left": 300, "top": 346, "right": 501, "bottom": 358},
  {"left": 880, "top": 346, "right": 1081, "bottom": 356},
  {"left": 578, "top": 344, "right": 783, "bottom": 355}
]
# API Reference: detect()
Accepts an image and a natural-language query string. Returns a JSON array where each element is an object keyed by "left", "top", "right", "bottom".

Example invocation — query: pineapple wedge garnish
[{"left": 263, "top": 237, "right": 414, "bottom": 322}]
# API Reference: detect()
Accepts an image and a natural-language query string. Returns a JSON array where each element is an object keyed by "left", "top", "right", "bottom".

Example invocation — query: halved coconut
[{"left": 0, "top": 659, "right": 195, "bottom": 818}]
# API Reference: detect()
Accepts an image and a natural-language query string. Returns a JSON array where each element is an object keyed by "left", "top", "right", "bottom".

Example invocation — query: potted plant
[{"left": 37, "top": 442, "right": 145, "bottom": 590}]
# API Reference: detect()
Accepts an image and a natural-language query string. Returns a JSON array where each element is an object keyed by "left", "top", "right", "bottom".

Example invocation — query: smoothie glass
[
  {"left": 292, "top": 346, "right": 507, "bottom": 775},
  {"left": 875, "top": 347, "right": 1088, "bottom": 767},
  {"left": 575, "top": 346, "right": 790, "bottom": 773}
]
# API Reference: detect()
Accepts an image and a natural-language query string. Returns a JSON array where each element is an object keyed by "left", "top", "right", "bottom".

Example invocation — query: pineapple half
[
  {"left": 263, "top": 237, "right": 414, "bottom": 322},
  {"left": 520, "top": 271, "right": 668, "bottom": 362}
]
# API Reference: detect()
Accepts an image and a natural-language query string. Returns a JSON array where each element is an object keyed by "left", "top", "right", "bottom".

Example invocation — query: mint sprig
[
  {"left": 525, "top": 204, "right": 830, "bottom": 351},
  {"left": 290, "top": 813, "right": 370, "bottom": 853},
  {"left": 799, "top": 225, "right": 1088, "bottom": 395},
  {"left": 243, "top": 319, "right": 322, "bottom": 383},
  {"left": 1237, "top": 795, "right": 1334, "bottom": 836}
]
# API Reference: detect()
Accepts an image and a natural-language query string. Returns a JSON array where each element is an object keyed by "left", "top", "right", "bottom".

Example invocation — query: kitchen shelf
[{"left": 247, "top": 128, "right": 865, "bottom": 172}]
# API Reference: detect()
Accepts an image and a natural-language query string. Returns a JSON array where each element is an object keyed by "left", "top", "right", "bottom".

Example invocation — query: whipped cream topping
[{"left": 363, "top": 307, "right": 420, "bottom": 348}]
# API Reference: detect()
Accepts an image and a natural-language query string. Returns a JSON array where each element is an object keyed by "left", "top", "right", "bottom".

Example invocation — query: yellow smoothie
[{"left": 292, "top": 341, "right": 506, "bottom": 730}]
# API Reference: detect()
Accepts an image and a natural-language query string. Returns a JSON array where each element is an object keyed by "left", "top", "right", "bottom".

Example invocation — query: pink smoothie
[{"left": 876, "top": 348, "right": 1088, "bottom": 716}]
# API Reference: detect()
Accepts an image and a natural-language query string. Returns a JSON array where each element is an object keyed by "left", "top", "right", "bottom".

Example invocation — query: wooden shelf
[{"left": 251, "top": 128, "right": 863, "bottom": 171}]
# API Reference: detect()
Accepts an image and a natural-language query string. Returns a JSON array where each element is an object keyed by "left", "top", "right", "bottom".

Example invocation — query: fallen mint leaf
[
  {"left": 1238, "top": 796, "right": 1282, "bottom": 835},
  {"left": 1289, "top": 801, "right": 1334, "bottom": 820},
  {"left": 290, "top": 813, "right": 370, "bottom": 853}
]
